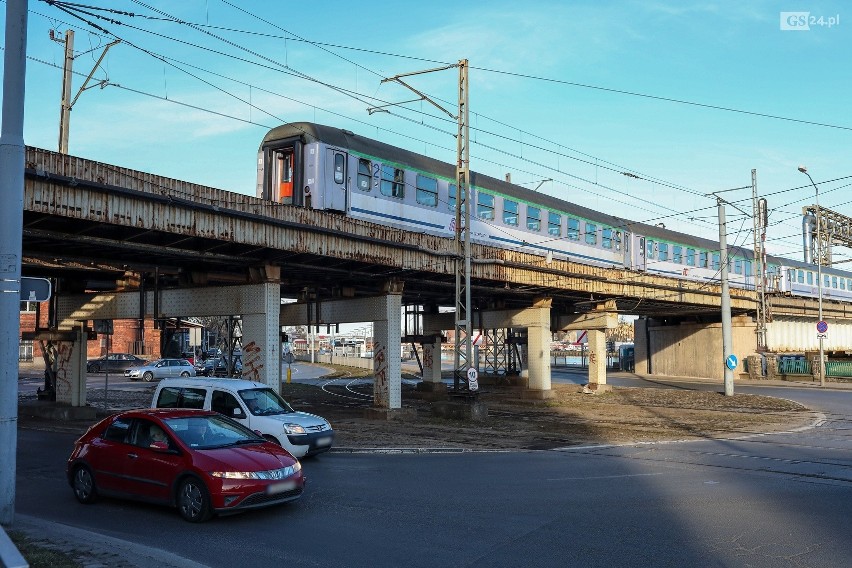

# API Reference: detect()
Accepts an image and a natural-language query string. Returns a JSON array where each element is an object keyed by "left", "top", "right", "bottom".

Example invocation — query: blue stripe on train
[{"left": 350, "top": 207, "right": 446, "bottom": 230}]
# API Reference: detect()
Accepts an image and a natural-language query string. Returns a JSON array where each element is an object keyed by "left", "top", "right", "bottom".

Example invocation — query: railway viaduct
[{"left": 19, "top": 147, "right": 851, "bottom": 410}]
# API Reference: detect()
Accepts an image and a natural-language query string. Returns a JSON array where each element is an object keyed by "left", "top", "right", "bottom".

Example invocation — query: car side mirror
[
  {"left": 149, "top": 441, "right": 170, "bottom": 452},
  {"left": 232, "top": 408, "right": 245, "bottom": 418}
]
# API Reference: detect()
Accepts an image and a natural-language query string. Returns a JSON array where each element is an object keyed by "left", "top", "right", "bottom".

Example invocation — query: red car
[{"left": 66, "top": 408, "right": 305, "bottom": 522}]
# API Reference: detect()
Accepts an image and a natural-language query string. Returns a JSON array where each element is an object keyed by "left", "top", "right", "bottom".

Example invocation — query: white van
[{"left": 151, "top": 377, "right": 334, "bottom": 458}]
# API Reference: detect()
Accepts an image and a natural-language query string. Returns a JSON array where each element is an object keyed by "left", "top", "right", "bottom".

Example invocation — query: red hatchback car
[{"left": 66, "top": 408, "right": 305, "bottom": 522}]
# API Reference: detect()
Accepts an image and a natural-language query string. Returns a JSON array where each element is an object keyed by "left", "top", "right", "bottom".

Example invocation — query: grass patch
[{"left": 7, "top": 531, "right": 79, "bottom": 568}]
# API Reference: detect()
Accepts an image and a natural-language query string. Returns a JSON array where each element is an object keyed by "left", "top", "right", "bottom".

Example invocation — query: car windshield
[
  {"left": 238, "top": 388, "right": 295, "bottom": 416},
  {"left": 164, "top": 414, "right": 264, "bottom": 449}
]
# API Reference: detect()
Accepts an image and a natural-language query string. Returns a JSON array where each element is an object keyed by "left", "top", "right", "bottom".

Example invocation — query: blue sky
[{"left": 3, "top": 0, "right": 851, "bottom": 265}]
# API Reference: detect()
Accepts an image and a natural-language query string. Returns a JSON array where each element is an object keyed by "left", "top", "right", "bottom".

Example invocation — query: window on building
[
  {"left": 415, "top": 174, "right": 438, "bottom": 206},
  {"left": 602, "top": 228, "right": 613, "bottom": 249},
  {"left": 585, "top": 223, "right": 597, "bottom": 245},
  {"left": 686, "top": 248, "right": 696, "bottom": 266},
  {"left": 503, "top": 200, "right": 519, "bottom": 226},
  {"left": 20, "top": 301, "right": 37, "bottom": 313},
  {"left": 567, "top": 218, "right": 580, "bottom": 240},
  {"left": 548, "top": 212, "right": 561, "bottom": 237},
  {"left": 357, "top": 158, "right": 372, "bottom": 191},
  {"left": 380, "top": 165, "right": 405, "bottom": 198},
  {"left": 477, "top": 192, "right": 495, "bottom": 220}
]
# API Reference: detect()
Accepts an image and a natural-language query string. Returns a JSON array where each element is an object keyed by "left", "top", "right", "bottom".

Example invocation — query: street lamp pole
[{"left": 799, "top": 166, "right": 825, "bottom": 387}]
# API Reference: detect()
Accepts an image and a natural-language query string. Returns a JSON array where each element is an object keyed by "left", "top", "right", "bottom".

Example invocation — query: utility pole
[
  {"left": 0, "top": 0, "right": 28, "bottom": 526},
  {"left": 57, "top": 29, "right": 74, "bottom": 154},
  {"left": 52, "top": 29, "right": 120, "bottom": 154},
  {"left": 377, "top": 59, "right": 474, "bottom": 392},
  {"left": 751, "top": 169, "right": 768, "bottom": 351},
  {"left": 717, "top": 197, "right": 735, "bottom": 396}
]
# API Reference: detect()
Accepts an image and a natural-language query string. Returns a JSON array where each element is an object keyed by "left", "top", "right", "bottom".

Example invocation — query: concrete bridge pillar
[
  {"left": 372, "top": 293, "right": 402, "bottom": 409},
  {"left": 53, "top": 326, "right": 87, "bottom": 407},
  {"left": 421, "top": 337, "right": 443, "bottom": 384},
  {"left": 586, "top": 329, "right": 608, "bottom": 391},
  {"left": 239, "top": 282, "right": 280, "bottom": 387}
]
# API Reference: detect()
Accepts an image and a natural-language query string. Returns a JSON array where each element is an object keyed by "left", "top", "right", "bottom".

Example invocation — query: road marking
[{"left": 545, "top": 472, "right": 664, "bottom": 481}]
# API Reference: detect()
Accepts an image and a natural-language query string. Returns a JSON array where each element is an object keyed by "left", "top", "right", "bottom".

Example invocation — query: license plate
[
  {"left": 266, "top": 480, "right": 297, "bottom": 495},
  {"left": 316, "top": 436, "right": 332, "bottom": 446}
]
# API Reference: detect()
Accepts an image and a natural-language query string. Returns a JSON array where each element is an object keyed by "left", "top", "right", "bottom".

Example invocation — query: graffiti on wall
[
  {"left": 54, "top": 342, "right": 74, "bottom": 399},
  {"left": 373, "top": 342, "right": 388, "bottom": 407},
  {"left": 242, "top": 341, "right": 263, "bottom": 382}
]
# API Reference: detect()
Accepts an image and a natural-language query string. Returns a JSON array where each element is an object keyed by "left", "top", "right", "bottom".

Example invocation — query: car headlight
[
  {"left": 283, "top": 423, "right": 306, "bottom": 435},
  {"left": 210, "top": 462, "right": 301, "bottom": 480}
]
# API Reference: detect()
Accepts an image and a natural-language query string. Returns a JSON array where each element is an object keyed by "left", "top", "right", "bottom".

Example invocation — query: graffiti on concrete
[
  {"left": 373, "top": 342, "right": 388, "bottom": 407},
  {"left": 242, "top": 341, "right": 263, "bottom": 382}
]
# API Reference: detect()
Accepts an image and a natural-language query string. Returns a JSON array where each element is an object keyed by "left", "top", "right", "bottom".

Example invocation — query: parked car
[
  {"left": 195, "top": 356, "right": 242, "bottom": 377},
  {"left": 125, "top": 358, "right": 196, "bottom": 382},
  {"left": 66, "top": 408, "right": 305, "bottom": 522},
  {"left": 86, "top": 353, "right": 146, "bottom": 373},
  {"left": 151, "top": 377, "right": 335, "bottom": 458}
]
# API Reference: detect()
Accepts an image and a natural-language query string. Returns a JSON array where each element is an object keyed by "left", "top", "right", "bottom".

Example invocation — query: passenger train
[{"left": 256, "top": 122, "right": 852, "bottom": 304}]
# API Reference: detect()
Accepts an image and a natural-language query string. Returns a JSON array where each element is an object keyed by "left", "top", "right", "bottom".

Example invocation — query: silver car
[{"left": 125, "top": 358, "right": 196, "bottom": 382}]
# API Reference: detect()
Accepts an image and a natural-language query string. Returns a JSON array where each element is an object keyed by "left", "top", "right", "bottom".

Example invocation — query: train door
[
  {"left": 623, "top": 231, "right": 632, "bottom": 269},
  {"left": 636, "top": 236, "right": 646, "bottom": 271},
  {"left": 324, "top": 149, "right": 348, "bottom": 212}
]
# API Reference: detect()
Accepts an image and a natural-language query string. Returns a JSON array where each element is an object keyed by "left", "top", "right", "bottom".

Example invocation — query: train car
[{"left": 257, "top": 122, "right": 847, "bottom": 301}]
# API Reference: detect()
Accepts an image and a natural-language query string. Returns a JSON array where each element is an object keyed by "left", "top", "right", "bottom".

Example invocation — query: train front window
[
  {"left": 415, "top": 175, "right": 438, "bottom": 206},
  {"left": 357, "top": 158, "right": 372, "bottom": 191},
  {"left": 527, "top": 207, "right": 541, "bottom": 231},
  {"left": 380, "top": 165, "right": 405, "bottom": 198},
  {"left": 477, "top": 192, "right": 495, "bottom": 220},
  {"left": 548, "top": 212, "right": 561, "bottom": 237},
  {"left": 567, "top": 218, "right": 580, "bottom": 240},
  {"left": 503, "top": 200, "right": 519, "bottom": 226}
]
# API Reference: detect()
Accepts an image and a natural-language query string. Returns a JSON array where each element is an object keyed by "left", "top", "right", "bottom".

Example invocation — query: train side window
[
  {"left": 699, "top": 251, "right": 708, "bottom": 268},
  {"left": 807, "top": 272, "right": 813, "bottom": 284},
  {"left": 646, "top": 239, "right": 655, "bottom": 259},
  {"left": 548, "top": 212, "right": 561, "bottom": 237},
  {"left": 602, "top": 228, "right": 613, "bottom": 249},
  {"left": 673, "top": 245, "right": 682, "bottom": 263},
  {"left": 333, "top": 153, "right": 346, "bottom": 184},
  {"left": 841, "top": 279, "right": 846, "bottom": 290},
  {"left": 686, "top": 248, "right": 695, "bottom": 266},
  {"left": 734, "top": 259, "right": 742, "bottom": 274},
  {"left": 825, "top": 275, "right": 831, "bottom": 287},
  {"left": 711, "top": 253, "right": 720, "bottom": 270},
  {"left": 567, "top": 218, "right": 580, "bottom": 240},
  {"left": 380, "top": 165, "right": 405, "bottom": 198},
  {"left": 357, "top": 159, "right": 372, "bottom": 191},
  {"left": 415, "top": 174, "right": 438, "bottom": 206},
  {"left": 658, "top": 243, "right": 669, "bottom": 261},
  {"left": 527, "top": 206, "right": 541, "bottom": 231},
  {"left": 477, "top": 192, "right": 495, "bottom": 220},
  {"left": 614, "top": 231, "right": 622, "bottom": 251},
  {"left": 745, "top": 260, "right": 752, "bottom": 276},
  {"left": 585, "top": 223, "right": 597, "bottom": 245},
  {"left": 797, "top": 270, "right": 804, "bottom": 283},
  {"left": 503, "top": 200, "right": 519, "bottom": 226}
]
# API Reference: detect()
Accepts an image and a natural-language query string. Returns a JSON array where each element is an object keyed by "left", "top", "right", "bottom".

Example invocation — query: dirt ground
[
  {"left": 281, "top": 375, "right": 816, "bottom": 451},
  {"left": 18, "top": 370, "right": 817, "bottom": 451}
]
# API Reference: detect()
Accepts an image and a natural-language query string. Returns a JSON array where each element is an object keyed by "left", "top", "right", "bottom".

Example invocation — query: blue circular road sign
[
  {"left": 817, "top": 320, "right": 828, "bottom": 334},
  {"left": 725, "top": 354, "right": 738, "bottom": 370}
]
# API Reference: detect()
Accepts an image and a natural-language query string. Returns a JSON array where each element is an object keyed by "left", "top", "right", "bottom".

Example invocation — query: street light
[{"left": 798, "top": 166, "right": 825, "bottom": 387}]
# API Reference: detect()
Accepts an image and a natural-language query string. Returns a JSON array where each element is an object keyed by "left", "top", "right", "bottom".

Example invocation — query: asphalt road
[{"left": 13, "top": 373, "right": 852, "bottom": 568}]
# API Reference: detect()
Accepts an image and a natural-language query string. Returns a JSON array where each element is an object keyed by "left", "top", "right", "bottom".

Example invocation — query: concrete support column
[
  {"left": 586, "top": 328, "right": 609, "bottom": 391},
  {"left": 55, "top": 327, "right": 87, "bottom": 406},
  {"left": 526, "top": 319, "right": 552, "bottom": 392},
  {"left": 373, "top": 293, "right": 402, "bottom": 409},
  {"left": 240, "top": 282, "right": 280, "bottom": 387},
  {"left": 422, "top": 337, "right": 443, "bottom": 384}
]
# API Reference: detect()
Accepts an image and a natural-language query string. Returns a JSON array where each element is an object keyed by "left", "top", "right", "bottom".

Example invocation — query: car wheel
[
  {"left": 263, "top": 435, "right": 282, "bottom": 446},
  {"left": 180, "top": 371, "right": 190, "bottom": 377},
  {"left": 72, "top": 465, "right": 98, "bottom": 504},
  {"left": 143, "top": 371, "right": 154, "bottom": 382},
  {"left": 177, "top": 477, "right": 212, "bottom": 523}
]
